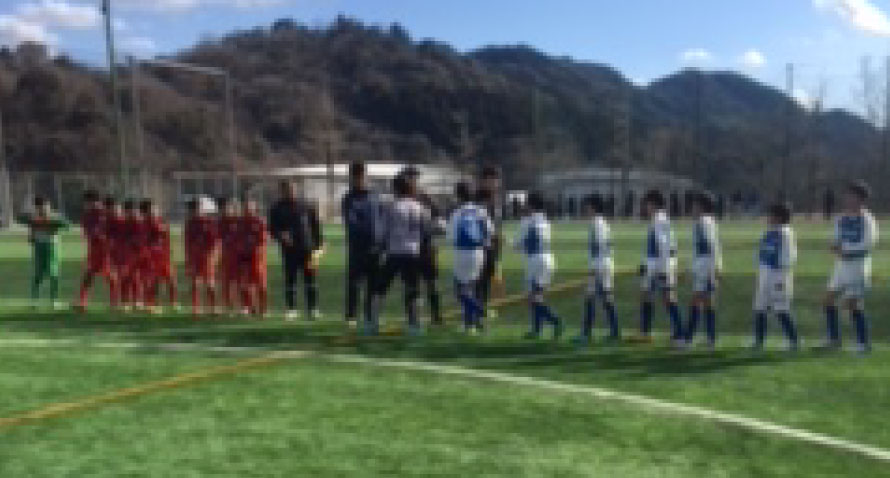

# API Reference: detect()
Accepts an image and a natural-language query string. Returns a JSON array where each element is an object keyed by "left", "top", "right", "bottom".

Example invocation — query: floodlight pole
[
  {"left": 102, "top": 0, "right": 128, "bottom": 195},
  {"left": 783, "top": 63, "right": 794, "bottom": 200}
]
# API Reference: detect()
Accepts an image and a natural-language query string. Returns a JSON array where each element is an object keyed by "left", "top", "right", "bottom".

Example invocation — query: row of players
[
  {"left": 19, "top": 193, "right": 274, "bottom": 316},
  {"left": 17, "top": 168, "right": 878, "bottom": 352},
  {"left": 448, "top": 180, "right": 878, "bottom": 353}
]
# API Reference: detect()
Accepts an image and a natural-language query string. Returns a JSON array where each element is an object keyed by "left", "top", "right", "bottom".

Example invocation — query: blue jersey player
[
  {"left": 823, "top": 181, "right": 878, "bottom": 353},
  {"left": 513, "top": 192, "right": 563, "bottom": 340},
  {"left": 633, "top": 190, "right": 684, "bottom": 345},
  {"left": 447, "top": 182, "right": 493, "bottom": 334},
  {"left": 752, "top": 202, "right": 799, "bottom": 351},
  {"left": 685, "top": 191, "right": 723, "bottom": 348},
  {"left": 573, "top": 195, "right": 620, "bottom": 345}
]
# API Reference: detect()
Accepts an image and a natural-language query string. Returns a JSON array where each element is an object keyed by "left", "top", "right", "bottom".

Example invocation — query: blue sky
[{"left": 2, "top": 0, "right": 890, "bottom": 111}]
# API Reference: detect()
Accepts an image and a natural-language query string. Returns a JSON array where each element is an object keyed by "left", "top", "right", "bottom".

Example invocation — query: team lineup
[{"left": 15, "top": 163, "right": 879, "bottom": 354}]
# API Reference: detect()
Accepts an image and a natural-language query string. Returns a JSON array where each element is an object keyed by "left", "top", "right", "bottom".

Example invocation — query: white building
[
  {"left": 172, "top": 162, "right": 465, "bottom": 219},
  {"left": 540, "top": 167, "right": 697, "bottom": 217}
]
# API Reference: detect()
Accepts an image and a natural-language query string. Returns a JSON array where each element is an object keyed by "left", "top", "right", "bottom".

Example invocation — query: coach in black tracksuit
[
  {"left": 269, "top": 181, "right": 323, "bottom": 319},
  {"left": 341, "top": 162, "right": 381, "bottom": 325}
]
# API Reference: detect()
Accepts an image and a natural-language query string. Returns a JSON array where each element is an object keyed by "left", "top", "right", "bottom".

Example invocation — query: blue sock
[
  {"left": 538, "top": 303, "right": 560, "bottom": 326},
  {"left": 459, "top": 294, "right": 475, "bottom": 329},
  {"left": 604, "top": 302, "right": 620, "bottom": 339},
  {"left": 778, "top": 312, "right": 799, "bottom": 346},
  {"left": 686, "top": 306, "right": 700, "bottom": 341},
  {"left": 825, "top": 305, "right": 840, "bottom": 344},
  {"left": 753, "top": 312, "right": 767, "bottom": 347},
  {"left": 667, "top": 302, "right": 683, "bottom": 340},
  {"left": 853, "top": 309, "right": 870, "bottom": 348},
  {"left": 705, "top": 308, "right": 717, "bottom": 344},
  {"left": 582, "top": 297, "right": 595, "bottom": 337},
  {"left": 640, "top": 302, "right": 653, "bottom": 335}
]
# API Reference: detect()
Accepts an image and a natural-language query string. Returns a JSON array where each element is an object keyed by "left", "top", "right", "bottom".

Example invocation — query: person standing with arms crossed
[{"left": 269, "top": 181, "right": 324, "bottom": 321}]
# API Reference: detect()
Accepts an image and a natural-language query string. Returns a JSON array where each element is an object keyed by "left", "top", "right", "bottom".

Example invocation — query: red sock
[
  {"left": 78, "top": 274, "right": 92, "bottom": 306},
  {"left": 205, "top": 287, "right": 216, "bottom": 310},
  {"left": 108, "top": 275, "right": 119, "bottom": 308}
]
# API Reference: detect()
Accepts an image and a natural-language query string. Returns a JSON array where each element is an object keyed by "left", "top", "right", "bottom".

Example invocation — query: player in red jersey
[
  {"left": 185, "top": 197, "right": 220, "bottom": 316},
  {"left": 76, "top": 190, "right": 117, "bottom": 311},
  {"left": 140, "top": 199, "right": 177, "bottom": 312},
  {"left": 239, "top": 198, "right": 269, "bottom": 317},
  {"left": 217, "top": 198, "right": 242, "bottom": 314},
  {"left": 105, "top": 198, "right": 129, "bottom": 311},
  {"left": 118, "top": 200, "right": 147, "bottom": 311}
]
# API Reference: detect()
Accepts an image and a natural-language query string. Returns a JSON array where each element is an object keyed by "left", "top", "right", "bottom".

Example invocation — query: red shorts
[
  {"left": 219, "top": 257, "right": 240, "bottom": 283},
  {"left": 187, "top": 256, "right": 217, "bottom": 281},
  {"left": 153, "top": 254, "right": 173, "bottom": 279},
  {"left": 86, "top": 247, "right": 111, "bottom": 275},
  {"left": 241, "top": 258, "right": 267, "bottom": 286}
]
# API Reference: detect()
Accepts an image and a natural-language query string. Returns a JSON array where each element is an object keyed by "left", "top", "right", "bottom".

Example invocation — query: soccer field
[{"left": 1, "top": 220, "right": 889, "bottom": 477}]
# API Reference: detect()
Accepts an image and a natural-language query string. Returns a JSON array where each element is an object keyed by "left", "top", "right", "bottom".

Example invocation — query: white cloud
[
  {"left": 738, "top": 49, "right": 767, "bottom": 69},
  {"left": 17, "top": 0, "right": 100, "bottom": 30},
  {"left": 0, "top": 14, "right": 58, "bottom": 48},
  {"left": 793, "top": 88, "right": 818, "bottom": 110},
  {"left": 115, "top": 0, "right": 288, "bottom": 12},
  {"left": 680, "top": 48, "right": 713, "bottom": 65},
  {"left": 814, "top": 0, "right": 890, "bottom": 37}
]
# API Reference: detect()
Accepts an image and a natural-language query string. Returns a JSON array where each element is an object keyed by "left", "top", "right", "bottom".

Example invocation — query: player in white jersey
[
  {"left": 573, "top": 195, "right": 620, "bottom": 345},
  {"left": 447, "top": 182, "right": 493, "bottom": 334},
  {"left": 633, "top": 190, "right": 684, "bottom": 345},
  {"left": 685, "top": 191, "right": 723, "bottom": 348},
  {"left": 752, "top": 202, "right": 799, "bottom": 351},
  {"left": 367, "top": 174, "right": 432, "bottom": 337},
  {"left": 823, "top": 181, "right": 878, "bottom": 353},
  {"left": 513, "top": 192, "right": 563, "bottom": 340}
]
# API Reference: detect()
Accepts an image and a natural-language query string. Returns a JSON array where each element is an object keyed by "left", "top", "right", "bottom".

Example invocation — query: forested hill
[{"left": 0, "top": 16, "right": 881, "bottom": 203}]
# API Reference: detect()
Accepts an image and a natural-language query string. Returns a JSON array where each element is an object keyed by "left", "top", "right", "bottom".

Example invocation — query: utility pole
[
  {"left": 102, "top": 0, "right": 127, "bottom": 195},
  {"left": 129, "top": 56, "right": 145, "bottom": 196},
  {"left": 694, "top": 68, "right": 702, "bottom": 184},
  {"left": 782, "top": 63, "right": 794, "bottom": 199}
]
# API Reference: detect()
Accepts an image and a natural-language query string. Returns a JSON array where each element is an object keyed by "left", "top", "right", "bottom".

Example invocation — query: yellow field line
[
  {"left": 441, "top": 276, "right": 588, "bottom": 321},
  {"left": 0, "top": 355, "right": 285, "bottom": 430},
  {"left": 0, "top": 277, "right": 589, "bottom": 428}
]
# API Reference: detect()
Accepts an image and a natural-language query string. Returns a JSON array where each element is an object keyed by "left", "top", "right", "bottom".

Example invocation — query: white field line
[{"left": 1, "top": 338, "right": 889, "bottom": 463}]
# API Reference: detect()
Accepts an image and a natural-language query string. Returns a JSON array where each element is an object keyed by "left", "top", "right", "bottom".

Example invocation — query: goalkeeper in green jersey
[{"left": 17, "top": 197, "right": 69, "bottom": 308}]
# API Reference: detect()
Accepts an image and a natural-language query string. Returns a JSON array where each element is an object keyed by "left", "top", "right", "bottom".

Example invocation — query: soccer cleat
[
  {"left": 345, "top": 318, "right": 358, "bottom": 330},
  {"left": 487, "top": 309, "right": 499, "bottom": 320},
  {"left": 309, "top": 309, "right": 324, "bottom": 321},
  {"left": 852, "top": 343, "right": 872, "bottom": 356},
  {"left": 406, "top": 325, "right": 423, "bottom": 337},
  {"left": 284, "top": 310, "right": 301, "bottom": 322},
  {"left": 627, "top": 335, "right": 654, "bottom": 345},
  {"left": 522, "top": 331, "right": 541, "bottom": 340},
  {"left": 73, "top": 303, "right": 87, "bottom": 314},
  {"left": 571, "top": 335, "right": 592, "bottom": 347},
  {"left": 553, "top": 322, "right": 565, "bottom": 340},
  {"left": 813, "top": 340, "right": 842, "bottom": 352}
]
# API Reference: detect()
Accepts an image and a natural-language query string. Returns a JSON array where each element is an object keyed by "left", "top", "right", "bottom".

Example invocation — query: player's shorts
[
  {"left": 525, "top": 254, "right": 555, "bottom": 293},
  {"left": 691, "top": 258, "right": 718, "bottom": 295},
  {"left": 86, "top": 247, "right": 111, "bottom": 276},
  {"left": 754, "top": 268, "right": 793, "bottom": 313},
  {"left": 588, "top": 259, "right": 614, "bottom": 296},
  {"left": 828, "top": 259, "right": 871, "bottom": 300},
  {"left": 219, "top": 257, "right": 240, "bottom": 283},
  {"left": 187, "top": 256, "right": 217, "bottom": 281},
  {"left": 241, "top": 260, "right": 267, "bottom": 286},
  {"left": 641, "top": 266, "right": 676, "bottom": 293},
  {"left": 453, "top": 249, "right": 485, "bottom": 286}
]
